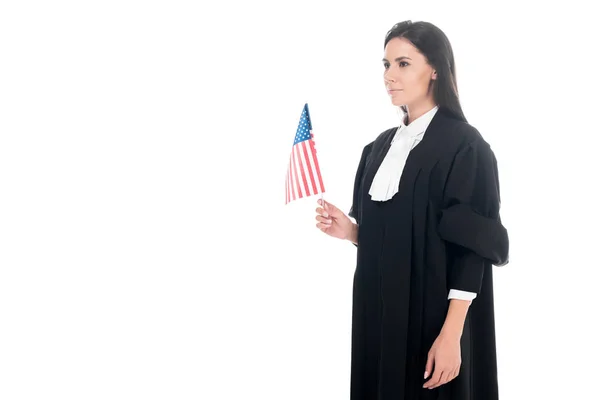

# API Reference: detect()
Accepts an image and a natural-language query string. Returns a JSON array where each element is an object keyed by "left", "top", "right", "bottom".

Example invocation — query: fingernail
[
  {"left": 424, "top": 371, "right": 429, "bottom": 379},
  {"left": 323, "top": 211, "right": 329, "bottom": 217}
]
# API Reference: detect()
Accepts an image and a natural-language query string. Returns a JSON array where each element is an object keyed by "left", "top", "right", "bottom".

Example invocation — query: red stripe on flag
[
  {"left": 309, "top": 135, "right": 325, "bottom": 193},
  {"left": 301, "top": 141, "right": 318, "bottom": 194},
  {"left": 291, "top": 147, "right": 303, "bottom": 199}
]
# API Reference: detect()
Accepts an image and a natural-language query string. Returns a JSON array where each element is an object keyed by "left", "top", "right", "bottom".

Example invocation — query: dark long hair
[{"left": 384, "top": 20, "right": 467, "bottom": 123}]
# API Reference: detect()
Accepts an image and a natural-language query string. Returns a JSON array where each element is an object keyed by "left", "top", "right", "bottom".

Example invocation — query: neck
[{"left": 404, "top": 100, "right": 437, "bottom": 125}]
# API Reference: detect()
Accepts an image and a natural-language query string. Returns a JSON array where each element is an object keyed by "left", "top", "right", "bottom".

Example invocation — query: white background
[{"left": 1, "top": 1, "right": 598, "bottom": 399}]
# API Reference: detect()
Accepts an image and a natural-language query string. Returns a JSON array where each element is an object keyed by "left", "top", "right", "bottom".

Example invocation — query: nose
[{"left": 384, "top": 69, "right": 395, "bottom": 83}]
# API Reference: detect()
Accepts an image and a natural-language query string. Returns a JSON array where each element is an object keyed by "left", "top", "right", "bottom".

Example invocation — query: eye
[
  {"left": 399, "top": 61, "right": 409, "bottom": 67},
  {"left": 383, "top": 62, "right": 390, "bottom": 69}
]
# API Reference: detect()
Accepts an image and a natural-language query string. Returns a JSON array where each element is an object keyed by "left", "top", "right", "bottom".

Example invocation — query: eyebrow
[{"left": 382, "top": 56, "right": 412, "bottom": 62}]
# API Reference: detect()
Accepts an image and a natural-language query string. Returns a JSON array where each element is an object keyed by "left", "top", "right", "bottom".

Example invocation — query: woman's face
[{"left": 383, "top": 37, "right": 436, "bottom": 108}]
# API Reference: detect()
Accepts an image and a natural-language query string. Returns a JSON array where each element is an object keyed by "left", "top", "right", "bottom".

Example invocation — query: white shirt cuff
[{"left": 448, "top": 289, "right": 477, "bottom": 301}]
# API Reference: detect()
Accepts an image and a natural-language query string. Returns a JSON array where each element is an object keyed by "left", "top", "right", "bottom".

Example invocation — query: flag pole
[{"left": 308, "top": 100, "right": 325, "bottom": 207}]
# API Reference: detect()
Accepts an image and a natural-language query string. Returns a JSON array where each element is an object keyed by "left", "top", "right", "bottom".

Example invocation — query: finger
[
  {"left": 315, "top": 215, "right": 332, "bottom": 224},
  {"left": 316, "top": 222, "right": 331, "bottom": 230},
  {"left": 423, "top": 367, "right": 443, "bottom": 389},
  {"left": 448, "top": 367, "right": 459, "bottom": 382},
  {"left": 432, "top": 368, "right": 451, "bottom": 389},
  {"left": 424, "top": 352, "right": 434, "bottom": 380},
  {"left": 430, "top": 369, "right": 450, "bottom": 389},
  {"left": 315, "top": 207, "right": 329, "bottom": 218},
  {"left": 438, "top": 365, "right": 460, "bottom": 388},
  {"left": 450, "top": 365, "right": 460, "bottom": 381},
  {"left": 321, "top": 200, "right": 336, "bottom": 215}
]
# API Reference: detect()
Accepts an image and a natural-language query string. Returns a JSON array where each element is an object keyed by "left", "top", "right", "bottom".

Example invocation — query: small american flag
[{"left": 285, "top": 103, "right": 325, "bottom": 204}]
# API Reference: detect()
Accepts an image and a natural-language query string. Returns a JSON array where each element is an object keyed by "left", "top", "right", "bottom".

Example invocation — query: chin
[{"left": 389, "top": 94, "right": 408, "bottom": 107}]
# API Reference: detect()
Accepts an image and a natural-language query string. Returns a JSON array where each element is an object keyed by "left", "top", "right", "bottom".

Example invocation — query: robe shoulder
[
  {"left": 437, "top": 117, "right": 491, "bottom": 155},
  {"left": 366, "top": 126, "right": 397, "bottom": 149}
]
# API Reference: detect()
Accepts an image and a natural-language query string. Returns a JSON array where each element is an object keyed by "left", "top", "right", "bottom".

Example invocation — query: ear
[{"left": 432, "top": 70, "right": 437, "bottom": 80}]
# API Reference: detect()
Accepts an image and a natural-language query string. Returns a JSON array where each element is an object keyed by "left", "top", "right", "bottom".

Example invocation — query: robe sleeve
[
  {"left": 348, "top": 143, "right": 372, "bottom": 247},
  {"left": 348, "top": 143, "right": 372, "bottom": 226},
  {"left": 439, "top": 139, "right": 509, "bottom": 293}
]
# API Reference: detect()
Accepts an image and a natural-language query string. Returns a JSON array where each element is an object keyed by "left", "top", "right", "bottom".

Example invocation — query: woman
[{"left": 315, "top": 21, "right": 509, "bottom": 400}]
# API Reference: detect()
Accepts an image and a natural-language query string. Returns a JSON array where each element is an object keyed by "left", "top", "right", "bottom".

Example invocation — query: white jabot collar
[{"left": 369, "top": 106, "right": 439, "bottom": 201}]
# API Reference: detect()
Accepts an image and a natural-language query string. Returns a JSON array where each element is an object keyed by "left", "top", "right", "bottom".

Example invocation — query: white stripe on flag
[
  {"left": 292, "top": 145, "right": 306, "bottom": 198},
  {"left": 289, "top": 156, "right": 297, "bottom": 201},
  {"left": 285, "top": 168, "right": 289, "bottom": 204}
]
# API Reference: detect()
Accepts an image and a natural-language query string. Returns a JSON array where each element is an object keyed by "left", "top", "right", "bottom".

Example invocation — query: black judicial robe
[{"left": 348, "top": 108, "right": 509, "bottom": 400}]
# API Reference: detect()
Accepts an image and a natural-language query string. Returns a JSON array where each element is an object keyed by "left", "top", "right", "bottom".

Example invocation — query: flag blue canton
[{"left": 293, "top": 104, "right": 313, "bottom": 145}]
